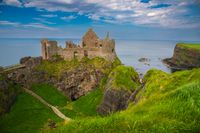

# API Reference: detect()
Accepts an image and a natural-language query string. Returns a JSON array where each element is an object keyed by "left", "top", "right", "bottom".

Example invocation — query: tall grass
[{"left": 43, "top": 68, "right": 200, "bottom": 133}]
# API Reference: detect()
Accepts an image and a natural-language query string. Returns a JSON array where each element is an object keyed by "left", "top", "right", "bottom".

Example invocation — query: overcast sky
[{"left": 0, "top": 0, "right": 200, "bottom": 41}]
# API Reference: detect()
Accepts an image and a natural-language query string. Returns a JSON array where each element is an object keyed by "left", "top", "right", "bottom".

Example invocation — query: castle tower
[
  {"left": 82, "top": 28, "right": 99, "bottom": 48},
  {"left": 41, "top": 39, "right": 58, "bottom": 60},
  {"left": 41, "top": 39, "right": 48, "bottom": 60}
]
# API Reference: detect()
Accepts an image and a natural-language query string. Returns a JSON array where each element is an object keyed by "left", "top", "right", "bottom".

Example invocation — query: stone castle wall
[{"left": 41, "top": 29, "right": 117, "bottom": 61}]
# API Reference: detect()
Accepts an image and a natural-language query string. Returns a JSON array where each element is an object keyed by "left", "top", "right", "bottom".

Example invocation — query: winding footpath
[{"left": 23, "top": 88, "right": 71, "bottom": 121}]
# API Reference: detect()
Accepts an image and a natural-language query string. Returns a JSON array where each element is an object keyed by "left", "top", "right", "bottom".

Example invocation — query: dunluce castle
[{"left": 41, "top": 29, "right": 117, "bottom": 61}]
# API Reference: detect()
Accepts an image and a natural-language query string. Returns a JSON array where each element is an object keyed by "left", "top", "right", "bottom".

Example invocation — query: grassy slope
[
  {"left": 31, "top": 84, "right": 69, "bottom": 107},
  {"left": 108, "top": 65, "right": 140, "bottom": 91},
  {"left": 0, "top": 92, "right": 62, "bottom": 133},
  {"left": 62, "top": 88, "right": 103, "bottom": 119},
  {"left": 31, "top": 84, "right": 103, "bottom": 119},
  {"left": 46, "top": 68, "right": 200, "bottom": 133},
  {"left": 178, "top": 43, "right": 200, "bottom": 52},
  {"left": 0, "top": 57, "right": 120, "bottom": 133}
]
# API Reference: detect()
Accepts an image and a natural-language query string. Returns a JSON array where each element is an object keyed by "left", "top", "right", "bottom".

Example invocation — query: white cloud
[
  {"left": 61, "top": 15, "right": 77, "bottom": 21},
  {"left": 33, "top": 18, "right": 55, "bottom": 24},
  {"left": 0, "top": 20, "right": 56, "bottom": 30},
  {"left": 2, "top": 0, "right": 200, "bottom": 28},
  {"left": 0, "top": 20, "right": 20, "bottom": 26},
  {"left": 2, "top": 0, "right": 22, "bottom": 7},
  {"left": 40, "top": 14, "right": 58, "bottom": 18},
  {"left": 24, "top": 23, "right": 56, "bottom": 30},
  {"left": 83, "top": 0, "right": 200, "bottom": 28}
]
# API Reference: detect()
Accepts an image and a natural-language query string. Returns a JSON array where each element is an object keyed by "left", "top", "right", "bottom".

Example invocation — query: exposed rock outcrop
[
  {"left": 54, "top": 65, "right": 102, "bottom": 100},
  {"left": 0, "top": 72, "right": 19, "bottom": 116},
  {"left": 163, "top": 43, "right": 200, "bottom": 70},
  {"left": 8, "top": 56, "right": 121, "bottom": 101},
  {"left": 97, "top": 66, "right": 141, "bottom": 115}
]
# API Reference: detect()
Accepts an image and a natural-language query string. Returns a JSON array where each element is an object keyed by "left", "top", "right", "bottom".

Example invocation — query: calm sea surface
[{"left": 0, "top": 38, "right": 179, "bottom": 75}]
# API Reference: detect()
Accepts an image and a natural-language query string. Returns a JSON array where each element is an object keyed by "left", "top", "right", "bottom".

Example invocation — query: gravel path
[{"left": 23, "top": 88, "right": 71, "bottom": 121}]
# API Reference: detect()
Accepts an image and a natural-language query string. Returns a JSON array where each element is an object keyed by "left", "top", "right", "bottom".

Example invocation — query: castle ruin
[{"left": 41, "top": 29, "right": 117, "bottom": 61}]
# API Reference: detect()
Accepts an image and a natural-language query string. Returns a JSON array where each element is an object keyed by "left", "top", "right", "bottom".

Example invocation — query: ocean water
[{"left": 0, "top": 38, "right": 177, "bottom": 75}]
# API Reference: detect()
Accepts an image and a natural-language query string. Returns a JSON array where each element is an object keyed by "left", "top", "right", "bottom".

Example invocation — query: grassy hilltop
[
  {"left": 163, "top": 43, "right": 200, "bottom": 69},
  {"left": 0, "top": 54, "right": 200, "bottom": 133},
  {"left": 178, "top": 43, "right": 200, "bottom": 52}
]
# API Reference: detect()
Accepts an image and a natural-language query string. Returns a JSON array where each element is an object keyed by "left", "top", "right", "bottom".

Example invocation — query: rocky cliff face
[
  {"left": 8, "top": 56, "right": 121, "bottom": 101},
  {"left": 97, "top": 66, "right": 141, "bottom": 115},
  {"left": 0, "top": 72, "right": 19, "bottom": 116},
  {"left": 163, "top": 43, "right": 200, "bottom": 70}
]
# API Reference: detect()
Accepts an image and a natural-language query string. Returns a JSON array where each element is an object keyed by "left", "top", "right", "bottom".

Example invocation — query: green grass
[
  {"left": 108, "top": 65, "right": 140, "bottom": 91},
  {"left": 43, "top": 68, "right": 200, "bottom": 133},
  {"left": 35, "top": 57, "right": 121, "bottom": 77},
  {"left": 178, "top": 43, "right": 200, "bottom": 52},
  {"left": 35, "top": 59, "right": 80, "bottom": 77},
  {"left": 61, "top": 88, "right": 103, "bottom": 119},
  {"left": 0, "top": 92, "right": 62, "bottom": 133},
  {"left": 31, "top": 84, "right": 69, "bottom": 107},
  {"left": 71, "top": 88, "right": 103, "bottom": 116},
  {"left": 31, "top": 84, "right": 103, "bottom": 119}
]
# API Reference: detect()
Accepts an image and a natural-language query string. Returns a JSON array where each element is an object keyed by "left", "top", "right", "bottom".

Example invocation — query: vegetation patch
[
  {"left": 31, "top": 84, "right": 103, "bottom": 119},
  {"left": 177, "top": 43, "right": 200, "bottom": 52},
  {"left": 35, "top": 57, "right": 121, "bottom": 77},
  {"left": 31, "top": 84, "right": 69, "bottom": 107},
  {"left": 108, "top": 65, "right": 140, "bottom": 91},
  {"left": 0, "top": 92, "right": 62, "bottom": 133},
  {"left": 43, "top": 68, "right": 200, "bottom": 133}
]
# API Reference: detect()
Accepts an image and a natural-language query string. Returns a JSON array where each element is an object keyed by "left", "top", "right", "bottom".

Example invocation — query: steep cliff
[
  {"left": 8, "top": 56, "right": 121, "bottom": 100},
  {"left": 0, "top": 71, "right": 19, "bottom": 116},
  {"left": 163, "top": 43, "right": 200, "bottom": 70},
  {"left": 97, "top": 65, "right": 141, "bottom": 115}
]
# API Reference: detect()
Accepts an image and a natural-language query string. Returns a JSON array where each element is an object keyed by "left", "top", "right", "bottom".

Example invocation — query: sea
[{"left": 0, "top": 38, "right": 183, "bottom": 76}]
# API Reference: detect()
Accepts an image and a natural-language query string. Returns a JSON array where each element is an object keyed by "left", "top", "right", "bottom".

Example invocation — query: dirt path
[{"left": 23, "top": 88, "right": 71, "bottom": 121}]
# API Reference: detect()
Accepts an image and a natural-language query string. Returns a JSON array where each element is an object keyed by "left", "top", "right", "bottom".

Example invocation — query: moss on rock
[{"left": 97, "top": 65, "right": 141, "bottom": 115}]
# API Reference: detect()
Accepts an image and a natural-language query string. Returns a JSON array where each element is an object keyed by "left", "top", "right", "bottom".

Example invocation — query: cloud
[
  {"left": 0, "top": 20, "right": 56, "bottom": 30},
  {"left": 0, "top": 20, "right": 20, "bottom": 26},
  {"left": 33, "top": 18, "right": 55, "bottom": 24},
  {"left": 24, "top": 23, "right": 56, "bottom": 30},
  {"left": 2, "top": 0, "right": 22, "bottom": 7},
  {"left": 61, "top": 15, "right": 77, "bottom": 21},
  {"left": 40, "top": 14, "right": 58, "bottom": 18},
  {"left": 2, "top": 0, "right": 200, "bottom": 28}
]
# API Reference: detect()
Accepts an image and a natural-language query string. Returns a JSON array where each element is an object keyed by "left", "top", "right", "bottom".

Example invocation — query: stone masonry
[{"left": 41, "top": 29, "right": 117, "bottom": 61}]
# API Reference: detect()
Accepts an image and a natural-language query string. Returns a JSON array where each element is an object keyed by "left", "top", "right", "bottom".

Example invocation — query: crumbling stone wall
[{"left": 41, "top": 29, "right": 117, "bottom": 61}]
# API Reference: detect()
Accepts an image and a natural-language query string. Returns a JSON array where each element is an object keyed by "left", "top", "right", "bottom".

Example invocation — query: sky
[{"left": 0, "top": 0, "right": 200, "bottom": 41}]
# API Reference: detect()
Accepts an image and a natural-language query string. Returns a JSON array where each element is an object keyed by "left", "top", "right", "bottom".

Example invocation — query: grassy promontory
[
  {"left": 178, "top": 43, "right": 200, "bottom": 52},
  {"left": 163, "top": 43, "right": 200, "bottom": 69},
  {"left": 43, "top": 68, "right": 200, "bottom": 133}
]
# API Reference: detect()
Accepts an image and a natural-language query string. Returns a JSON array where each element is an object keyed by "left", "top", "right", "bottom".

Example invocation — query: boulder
[
  {"left": 24, "top": 56, "right": 42, "bottom": 68},
  {"left": 138, "top": 57, "right": 150, "bottom": 62},
  {"left": 20, "top": 56, "right": 31, "bottom": 64}
]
